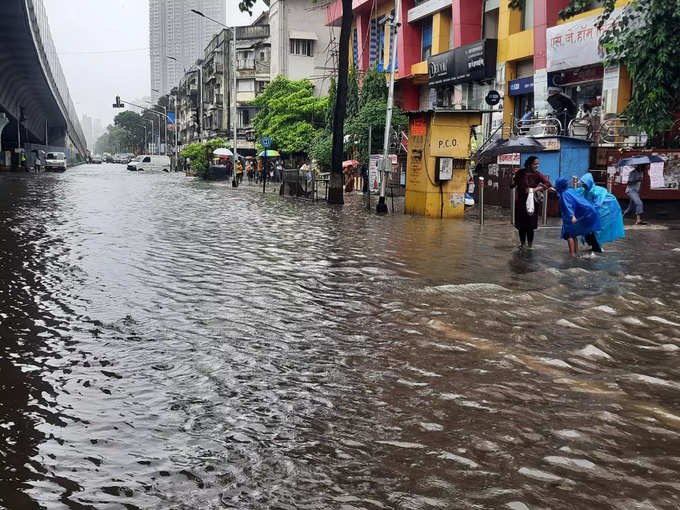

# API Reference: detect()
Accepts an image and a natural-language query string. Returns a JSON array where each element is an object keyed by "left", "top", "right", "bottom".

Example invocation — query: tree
[
  {"left": 560, "top": 0, "right": 680, "bottom": 139},
  {"left": 346, "top": 66, "right": 360, "bottom": 120},
  {"left": 346, "top": 99, "right": 408, "bottom": 167},
  {"left": 250, "top": 76, "right": 327, "bottom": 154},
  {"left": 180, "top": 137, "right": 230, "bottom": 178},
  {"left": 360, "top": 66, "right": 388, "bottom": 106},
  {"left": 114, "top": 111, "right": 145, "bottom": 151}
]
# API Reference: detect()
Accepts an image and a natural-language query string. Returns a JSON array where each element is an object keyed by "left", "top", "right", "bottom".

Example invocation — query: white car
[
  {"left": 45, "top": 152, "right": 67, "bottom": 172},
  {"left": 127, "top": 155, "right": 171, "bottom": 172}
]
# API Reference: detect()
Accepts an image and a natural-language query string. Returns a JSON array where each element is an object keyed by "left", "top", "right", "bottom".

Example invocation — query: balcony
[{"left": 237, "top": 59, "right": 256, "bottom": 71}]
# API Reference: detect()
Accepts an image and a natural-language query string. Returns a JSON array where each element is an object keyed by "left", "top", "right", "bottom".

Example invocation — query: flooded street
[{"left": 1, "top": 164, "right": 680, "bottom": 509}]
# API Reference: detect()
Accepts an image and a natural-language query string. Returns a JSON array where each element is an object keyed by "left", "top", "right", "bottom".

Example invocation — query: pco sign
[
  {"left": 261, "top": 136, "right": 272, "bottom": 148},
  {"left": 485, "top": 90, "right": 501, "bottom": 106}
]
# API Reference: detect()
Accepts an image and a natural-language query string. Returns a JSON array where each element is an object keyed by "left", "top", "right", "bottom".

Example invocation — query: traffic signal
[{"left": 112, "top": 96, "right": 124, "bottom": 108}]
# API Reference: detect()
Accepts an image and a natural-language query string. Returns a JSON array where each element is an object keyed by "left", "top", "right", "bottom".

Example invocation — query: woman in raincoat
[
  {"left": 579, "top": 172, "right": 625, "bottom": 247},
  {"left": 555, "top": 177, "right": 601, "bottom": 256}
]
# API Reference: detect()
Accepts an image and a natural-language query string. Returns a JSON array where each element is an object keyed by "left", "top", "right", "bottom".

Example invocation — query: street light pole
[
  {"left": 377, "top": 0, "right": 401, "bottom": 214},
  {"left": 191, "top": 9, "right": 238, "bottom": 188}
]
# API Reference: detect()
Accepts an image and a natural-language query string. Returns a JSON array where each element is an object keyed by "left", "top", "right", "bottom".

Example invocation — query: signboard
[
  {"left": 261, "top": 136, "right": 272, "bottom": 148},
  {"left": 497, "top": 153, "right": 520, "bottom": 165},
  {"left": 508, "top": 76, "right": 534, "bottom": 96},
  {"left": 546, "top": 9, "right": 624, "bottom": 72},
  {"left": 538, "top": 138, "right": 560, "bottom": 151},
  {"left": 649, "top": 162, "right": 665, "bottom": 189},
  {"left": 167, "top": 112, "right": 175, "bottom": 124},
  {"left": 411, "top": 116, "right": 426, "bottom": 136},
  {"left": 369, "top": 155, "right": 381, "bottom": 193},
  {"left": 485, "top": 90, "right": 501, "bottom": 106},
  {"left": 428, "top": 39, "right": 498, "bottom": 87},
  {"left": 439, "top": 158, "right": 453, "bottom": 180}
]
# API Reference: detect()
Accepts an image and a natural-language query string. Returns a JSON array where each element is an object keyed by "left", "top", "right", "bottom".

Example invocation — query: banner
[{"left": 546, "top": 9, "right": 625, "bottom": 72}]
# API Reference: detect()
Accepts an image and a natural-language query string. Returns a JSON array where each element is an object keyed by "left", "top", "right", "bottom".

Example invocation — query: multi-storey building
[
  {"left": 176, "top": 14, "right": 271, "bottom": 153},
  {"left": 269, "top": 0, "right": 339, "bottom": 97},
  {"left": 326, "top": 0, "right": 640, "bottom": 217},
  {"left": 149, "top": 0, "right": 226, "bottom": 103}
]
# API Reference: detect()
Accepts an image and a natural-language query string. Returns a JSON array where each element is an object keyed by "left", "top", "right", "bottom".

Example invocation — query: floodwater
[{"left": 1, "top": 165, "right": 680, "bottom": 510}]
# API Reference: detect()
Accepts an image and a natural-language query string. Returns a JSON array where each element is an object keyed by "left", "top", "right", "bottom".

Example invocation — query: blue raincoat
[
  {"left": 555, "top": 177, "right": 601, "bottom": 240},
  {"left": 579, "top": 173, "right": 625, "bottom": 244}
]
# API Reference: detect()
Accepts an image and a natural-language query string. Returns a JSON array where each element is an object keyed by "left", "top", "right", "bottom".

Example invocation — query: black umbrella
[
  {"left": 547, "top": 92, "right": 577, "bottom": 117},
  {"left": 617, "top": 155, "right": 664, "bottom": 167},
  {"left": 472, "top": 137, "right": 545, "bottom": 165}
]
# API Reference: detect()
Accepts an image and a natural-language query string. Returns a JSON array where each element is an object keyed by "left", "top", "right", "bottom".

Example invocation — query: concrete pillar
[
  {"left": 356, "top": 10, "right": 371, "bottom": 72},
  {"left": 397, "top": 0, "right": 420, "bottom": 77},
  {"left": 432, "top": 11, "right": 451, "bottom": 54},
  {"left": 452, "top": 0, "right": 482, "bottom": 48}
]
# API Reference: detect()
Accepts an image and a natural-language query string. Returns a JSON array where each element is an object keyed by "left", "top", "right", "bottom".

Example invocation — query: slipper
[{"left": 635, "top": 221, "right": 648, "bottom": 225}]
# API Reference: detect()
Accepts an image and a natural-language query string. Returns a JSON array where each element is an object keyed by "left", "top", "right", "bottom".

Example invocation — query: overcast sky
[{"left": 44, "top": 0, "right": 266, "bottom": 130}]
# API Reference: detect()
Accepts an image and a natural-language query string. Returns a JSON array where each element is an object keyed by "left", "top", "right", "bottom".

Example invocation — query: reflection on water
[{"left": 1, "top": 165, "right": 680, "bottom": 509}]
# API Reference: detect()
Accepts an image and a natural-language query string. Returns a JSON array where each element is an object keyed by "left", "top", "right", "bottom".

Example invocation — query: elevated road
[{"left": 0, "top": 0, "right": 87, "bottom": 163}]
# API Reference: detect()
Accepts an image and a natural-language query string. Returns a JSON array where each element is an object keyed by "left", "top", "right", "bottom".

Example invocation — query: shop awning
[{"left": 289, "top": 31, "right": 318, "bottom": 41}]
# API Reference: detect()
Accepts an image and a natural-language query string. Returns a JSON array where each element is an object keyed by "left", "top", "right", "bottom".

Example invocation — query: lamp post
[
  {"left": 377, "top": 0, "right": 401, "bottom": 214},
  {"left": 165, "top": 58, "right": 182, "bottom": 169},
  {"left": 151, "top": 89, "right": 168, "bottom": 156},
  {"left": 191, "top": 9, "right": 238, "bottom": 188},
  {"left": 114, "top": 96, "right": 175, "bottom": 156}
]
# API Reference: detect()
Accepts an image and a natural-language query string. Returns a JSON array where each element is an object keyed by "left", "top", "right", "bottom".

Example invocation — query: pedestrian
[
  {"left": 555, "top": 177, "right": 601, "bottom": 257},
  {"left": 510, "top": 156, "right": 552, "bottom": 249},
  {"left": 622, "top": 165, "right": 646, "bottom": 225},
  {"left": 276, "top": 160, "right": 283, "bottom": 182},
  {"left": 344, "top": 163, "right": 355, "bottom": 192},
  {"left": 520, "top": 105, "right": 533, "bottom": 134},
  {"left": 185, "top": 157, "right": 191, "bottom": 172},
  {"left": 579, "top": 172, "right": 625, "bottom": 250}
]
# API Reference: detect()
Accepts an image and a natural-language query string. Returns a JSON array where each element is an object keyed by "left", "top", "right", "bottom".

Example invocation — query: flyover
[{"left": 0, "top": 0, "right": 87, "bottom": 166}]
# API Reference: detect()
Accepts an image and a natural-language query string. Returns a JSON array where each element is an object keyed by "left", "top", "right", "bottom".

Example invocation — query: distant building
[
  {"left": 149, "top": 0, "right": 226, "bottom": 103},
  {"left": 269, "top": 0, "right": 338, "bottom": 96}
]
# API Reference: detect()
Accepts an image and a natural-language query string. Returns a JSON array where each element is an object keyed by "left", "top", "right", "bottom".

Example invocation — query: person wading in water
[{"left": 510, "top": 156, "right": 552, "bottom": 249}]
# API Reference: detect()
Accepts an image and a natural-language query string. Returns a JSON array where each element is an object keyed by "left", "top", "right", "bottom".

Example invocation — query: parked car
[
  {"left": 127, "top": 155, "right": 171, "bottom": 172},
  {"left": 92, "top": 155, "right": 103, "bottom": 164},
  {"left": 45, "top": 152, "right": 67, "bottom": 172}
]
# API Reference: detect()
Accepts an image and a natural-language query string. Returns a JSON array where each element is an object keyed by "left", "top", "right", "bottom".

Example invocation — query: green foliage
[
  {"left": 309, "top": 131, "right": 333, "bottom": 170},
  {"left": 346, "top": 66, "right": 360, "bottom": 120},
  {"left": 558, "top": 0, "right": 602, "bottom": 20},
  {"left": 180, "top": 138, "right": 230, "bottom": 178},
  {"left": 360, "top": 66, "right": 388, "bottom": 106},
  {"left": 250, "top": 76, "right": 327, "bottom": 153},
  {"left": 558, "top": 0, "right": 680, "bottom": 138},
  {"left": 345, "top": 99, "right": 408, "bottom": 166},
  {"left": 95, "top": 125, "right": 131, "bottom": 154}
]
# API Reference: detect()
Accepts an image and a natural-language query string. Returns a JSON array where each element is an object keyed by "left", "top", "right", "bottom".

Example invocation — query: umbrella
[
  {"left": 547, "top": 92, "right": 577, "bottom": 117},
  {"left": 213, "top": 148, "right": 233, "bottom": 156},
  {"left": 617, "top": 155, "right": 664, "bottom": 167},
  {"left": 258, "top": 150, "right": 280, "bottom": 157},
  {"left": 343, "top": 159, "right": 359, "bottom": 168},
  {"left": 472, "top": 137, "right": 545, "bottom": 165}
]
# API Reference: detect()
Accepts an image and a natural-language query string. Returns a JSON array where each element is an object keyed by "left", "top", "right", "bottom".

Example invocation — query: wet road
[{"left": 1, "top": 164, "right": 680, "bottom": 509}]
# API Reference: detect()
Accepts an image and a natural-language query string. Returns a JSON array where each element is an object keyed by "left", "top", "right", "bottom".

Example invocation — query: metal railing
[
  {"left": 599, "top": 117, "right": 647, "bottom": 147},
  {"left": 513, "top": 116, "right": 563, "bottom": 137},
  {"left": 568, "top": 118, "right": 593, "bottom": 140}
]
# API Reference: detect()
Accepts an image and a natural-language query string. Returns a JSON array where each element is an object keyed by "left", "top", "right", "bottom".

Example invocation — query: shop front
[
  {"left": 544, "top": 10, "right": 630, "bottom": 123},
  {"left": 404, "top": 39, "right": 496, "bottom": 218}
]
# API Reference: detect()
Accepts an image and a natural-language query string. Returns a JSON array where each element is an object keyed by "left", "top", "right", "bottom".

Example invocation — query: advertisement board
[{"left": 428, "top": 39, "right": 498, "bottom": 87}]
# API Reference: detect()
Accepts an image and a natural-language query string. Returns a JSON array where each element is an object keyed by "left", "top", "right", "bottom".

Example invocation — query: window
[
  {"left": 143, "top": 156, "right": 151, "bottom": 163},
  {"left": 289, "top": 38, "right": 313, "bottom": 56},
  {"left": 521, "top": 0, "right": 534, "bottom": 31},
  {"left": 260, "top": 51, "right": 265, "bottom": 60},
  {"left": 422, "top": 19, "right": 432, "bottom": 61}
]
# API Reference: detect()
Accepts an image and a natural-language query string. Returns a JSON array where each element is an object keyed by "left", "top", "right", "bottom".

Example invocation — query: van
[
  {"left": 127, "top": 154, "right": 171, "bottom": 172},
  {"left": 45, "top": 152, "right": 67, "bottom": 172}
]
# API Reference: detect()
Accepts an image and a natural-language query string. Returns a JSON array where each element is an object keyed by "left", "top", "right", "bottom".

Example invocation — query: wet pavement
[{"left": 1, "top": 164, "right": 680, "bottom": 509}]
